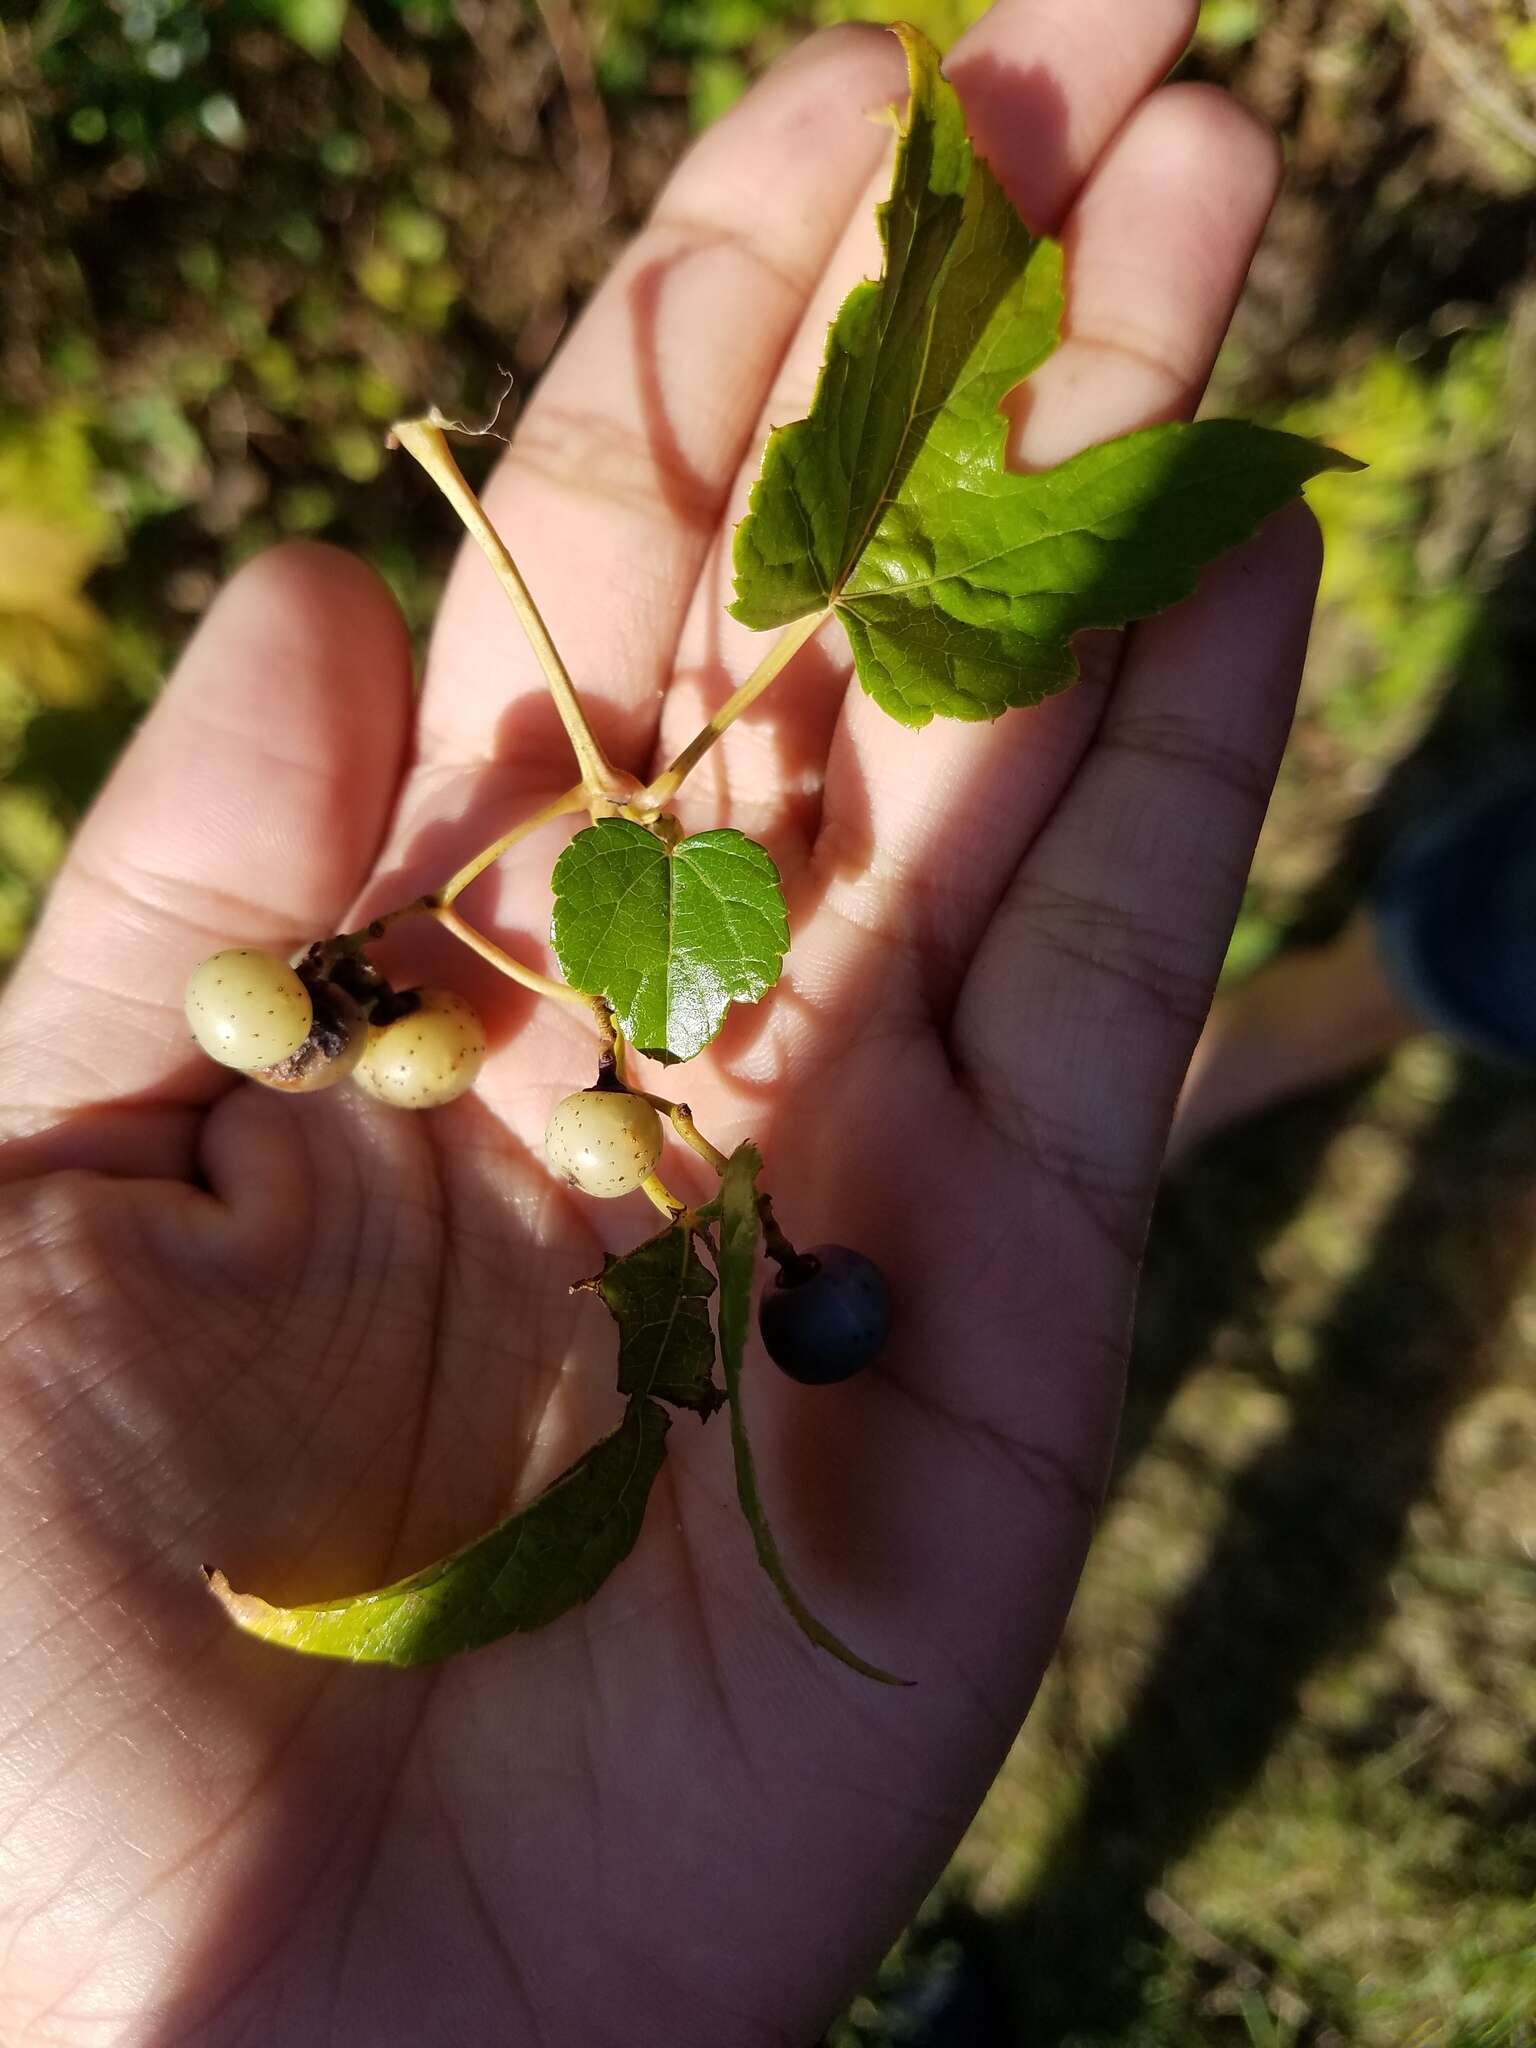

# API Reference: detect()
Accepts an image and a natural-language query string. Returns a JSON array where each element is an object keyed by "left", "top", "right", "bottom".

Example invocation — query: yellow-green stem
[
  {"left": 432, "top": 902, "right": 593, "bottom": 1012},
  {"left": 391, "top": 417, "right": 629, "bottom": 804},
  {"left": 329, "top": 894, "right": 439, "bottom": 954},
  {"left": 632, "top": 1092, "right": 730, "bottom": 1175},
  {"left": 439, "top": 783, "right": 588, "bottom": 905},
  {"left": 640, "top": 607, "right": 831, "bottom": 809},
  {"left": 641, "top": 1171, "right": 687, "bottom": 1220}
]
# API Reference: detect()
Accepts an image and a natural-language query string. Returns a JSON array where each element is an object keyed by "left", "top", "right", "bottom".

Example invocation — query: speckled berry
[
  {"left": 353, "top": 988, "right": 486, "bottom": 1109},
  {"left": 544, "top": 1087, "right": 662, "bottom": 1199},
  {"left": 252, "top": 983, "right": 368, "bottom": 1095},
  {"left": 185, "top": 948, "right": 313, "bottom": 1073},
  {"left": 759, "top": 1245, "right": 891, "bottom": 1385}
]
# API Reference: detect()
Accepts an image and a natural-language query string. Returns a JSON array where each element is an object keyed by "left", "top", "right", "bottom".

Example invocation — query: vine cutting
[{"left": 195, "top": 25, "right": 1351, "bottom": 1680}]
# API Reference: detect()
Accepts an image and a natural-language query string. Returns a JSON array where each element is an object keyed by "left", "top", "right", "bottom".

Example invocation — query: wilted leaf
[
  {"left": 580, "top": 1220, "right": 724, "bottom": 1417},
  {"left": 207, "top": 1397, "right": 670, "bottom": 1666}
]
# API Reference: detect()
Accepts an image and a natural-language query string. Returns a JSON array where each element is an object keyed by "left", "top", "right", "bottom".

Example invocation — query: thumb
[{"left": 0, "top": 543, "right": 413, "bottom": 1181}]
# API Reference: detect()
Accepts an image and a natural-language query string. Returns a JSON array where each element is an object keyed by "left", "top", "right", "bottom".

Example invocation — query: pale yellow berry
[
  {"left": 185, "top": 948, "right": 313, "bottom": 1073},
  {"left": 545, "top": 1088, "right": 662, "bottom": 1199},
  {"left": 353, "top": 989, "right": 486, "bottom": 1110}
]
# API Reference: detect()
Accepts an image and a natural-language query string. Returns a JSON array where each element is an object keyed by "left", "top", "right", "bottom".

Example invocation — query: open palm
[{"left": 0, "top": 5, "right": 1321, "bottom": 2042}]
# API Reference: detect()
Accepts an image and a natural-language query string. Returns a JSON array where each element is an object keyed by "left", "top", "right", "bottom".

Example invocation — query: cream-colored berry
[
  {"left": 185, "top": 948, "right": 313, "bottom": 1073},
  {"left": 545, "top": 1088, "right": 663, "bottom": 1199},
  {"left": 353, "top": 989, "right": 486, "bottom": 1109},
  {"left": 252, "top": 987, "right": 368, "bottom": 1094}
]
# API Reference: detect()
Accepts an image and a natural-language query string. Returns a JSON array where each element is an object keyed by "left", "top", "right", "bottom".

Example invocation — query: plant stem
[
  {"left": 640, "top": 1172, "right": 687, "bottom": 1220},
  {"left": 640, "top": 607, "right": 831, "bottom": 809},
  {"left": 327, "top": 895, "right": 440, "bottom": 956},
  {"left": 632, "top": 1092, "right": 730, "bottom": 1175},
  {"left": 433, "top": 902, "right": 593, "bottom": 1012},
  {"left": 439, "top": 783, "right": 588, "bottom": 905},
  {"left": 391, "top": 417, "right": 629, "bottom": 803},
  {"left": 757, "top": 1190, "right": 806, "bottom": 1277}
]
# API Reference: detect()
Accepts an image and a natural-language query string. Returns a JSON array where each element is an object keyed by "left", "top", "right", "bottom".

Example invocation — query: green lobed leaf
[
  {"left": 550, "top": 819, "right": 788, "bottom": 1063},
  {"left": 717, "top": 1145, "right": 910, "bottom": 1686},
  {"left": 579, "top": 1220, "right": 725, "bottom": 1417},
  {"left": 206, "top": 1397, "right": 670, "bottom": 1666},
  {"left": 731, "top": 24, "right": 1357, "bottom": 728},
  {"left": 729, "top": 25, "right": 975, "bottom": 627}
]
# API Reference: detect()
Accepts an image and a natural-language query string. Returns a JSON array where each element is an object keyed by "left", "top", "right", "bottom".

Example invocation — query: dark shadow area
[
  {"left": 985, "top": 1058, "right": 1536, "bottom": 2042},
  {"left": 815, "top": 1888, "right": 1016, "bottom": 2048},
  {"left": 858, "top": 1061, "right": 1536, "bottom": 2047},
  {"left": 1283, "top": 527, "right": 1536, "bottom": 954},
  {"left": 1115, "top": 518, "right": 1536, "bottom": 1479}
]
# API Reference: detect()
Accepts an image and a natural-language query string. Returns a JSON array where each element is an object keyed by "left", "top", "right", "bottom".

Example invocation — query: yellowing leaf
[{"left": 207, "top": 1398, "right": 671, "bottom": 1666}]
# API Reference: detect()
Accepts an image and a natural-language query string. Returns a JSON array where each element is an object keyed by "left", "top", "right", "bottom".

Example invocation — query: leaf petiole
[{"left": 640, "top": 607, "right": 831, "bottom": 810}]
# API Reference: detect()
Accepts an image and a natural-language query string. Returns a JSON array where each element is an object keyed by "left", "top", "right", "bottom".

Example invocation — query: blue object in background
[{"left": 1372, "top": 758, "right": 1536, "bottom": 1065}]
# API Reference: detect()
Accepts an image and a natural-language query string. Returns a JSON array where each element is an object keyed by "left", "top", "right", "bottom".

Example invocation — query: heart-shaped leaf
[{"left": 550, "top": 819, "right": 788, "bottom": 1063}]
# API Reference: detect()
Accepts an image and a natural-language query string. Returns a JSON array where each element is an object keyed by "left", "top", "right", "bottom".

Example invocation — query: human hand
[{"left": 0, "top": 4, "right": 1320, "bottom": 2041}]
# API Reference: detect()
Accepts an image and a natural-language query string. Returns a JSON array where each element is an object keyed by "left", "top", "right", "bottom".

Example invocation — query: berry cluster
[
  {"left": 184, "top": 942, "right": 890, "bottom": 1377},
  {"left": 184, "top": 947, "right": 486, "bottom": 1108}
]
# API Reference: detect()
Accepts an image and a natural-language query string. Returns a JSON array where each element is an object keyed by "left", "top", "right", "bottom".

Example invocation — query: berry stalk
[
  {"left": 438, "top": 783, "right": 589, "bottom": 906},
  {"left": 432, "top": 902, "right": 595, "bottom": 1013}
]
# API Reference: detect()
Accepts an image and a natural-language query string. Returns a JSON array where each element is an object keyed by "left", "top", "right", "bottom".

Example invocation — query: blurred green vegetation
[
  {"left": 3, "top": 0, "right": 1536, "bottom": 2039},
  {"left": 1287, "top": 334, "right": 1507, "bottom": 738},
  {"left": 1222, "top": 323, "right": 1522, "bottom": 983}
]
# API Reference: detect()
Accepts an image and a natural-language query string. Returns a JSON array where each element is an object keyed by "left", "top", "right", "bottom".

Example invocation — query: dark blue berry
[{"left": 758, "top": 1244, "right": 891, "bottom": 1385}]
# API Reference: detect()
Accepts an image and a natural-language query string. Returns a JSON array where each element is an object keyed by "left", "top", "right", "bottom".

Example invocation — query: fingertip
[
  {"left": 1012, "top": 77, "right": 1285, "bottom": 464},
  {"left": 1264, "top": 497, "right": 1326, "bottom": 596},
  {"left": 770, "top": 18, "right": 909, "bottom": 89},
  {"left": 720, "top": 20, "right": 909, "bottom": 158},
  {"left": 686, "top": 19, "right": 906, "bottom": 164},
  {"left": 167, "top": 539, "right": 414, "bottom": 839},
  {"left": 190, "top": 541, "right": 413, "bottom": 720},
  {"left": 1128, "top": 79, "right": 1283, "bottom": 221},
  {"left": 946, "top": 0, "right": 1202, "bottom": 230}
]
